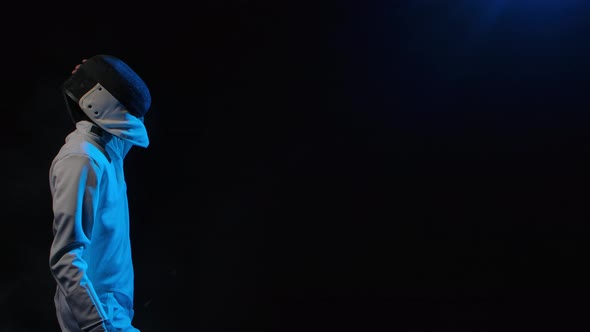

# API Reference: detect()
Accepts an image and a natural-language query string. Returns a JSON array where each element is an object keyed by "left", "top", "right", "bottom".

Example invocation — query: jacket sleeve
[{"left": 49, "top": 153, "right": 111, "bottom": 331}]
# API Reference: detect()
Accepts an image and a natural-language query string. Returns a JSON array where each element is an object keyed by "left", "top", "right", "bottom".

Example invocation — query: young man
[{"left": 48, "top": 54, "right": 151, "bottom": 332}]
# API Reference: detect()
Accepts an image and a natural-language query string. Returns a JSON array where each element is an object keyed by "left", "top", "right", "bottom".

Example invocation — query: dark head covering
[{"left": 62, "top": 54, "right": 151, "bottom": 120}]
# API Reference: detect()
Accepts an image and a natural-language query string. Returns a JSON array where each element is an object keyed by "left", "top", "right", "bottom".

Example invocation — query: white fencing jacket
[{"left": 49, "top": 84, "right": 149, "bottom": 331}]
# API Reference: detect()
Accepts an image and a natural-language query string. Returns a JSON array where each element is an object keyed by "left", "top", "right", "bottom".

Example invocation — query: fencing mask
[{"left": 62, "top": 54, "right": 151, "bottom": 148}]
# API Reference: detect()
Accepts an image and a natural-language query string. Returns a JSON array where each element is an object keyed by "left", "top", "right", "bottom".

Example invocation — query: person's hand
[{"left": 72, "top": 59, "right": 87, "bottom": 74}]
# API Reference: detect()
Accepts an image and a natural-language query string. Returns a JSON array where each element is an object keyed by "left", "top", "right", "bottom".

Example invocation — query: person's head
[{"left": 62, "top": 54, "right": 152, "bottom": 148}]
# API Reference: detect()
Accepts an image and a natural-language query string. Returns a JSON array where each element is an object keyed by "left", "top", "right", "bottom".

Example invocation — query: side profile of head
[
  {"left": 63, "top": 54, "right": 151, "bottom": 121},
  {"left": 62, "top": 54, "right": 152, "bottom": 148}
]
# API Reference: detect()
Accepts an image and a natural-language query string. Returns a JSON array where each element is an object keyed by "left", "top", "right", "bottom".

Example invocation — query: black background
[{"left": 4, "top": 0, "right": 590, "bottom": 331}]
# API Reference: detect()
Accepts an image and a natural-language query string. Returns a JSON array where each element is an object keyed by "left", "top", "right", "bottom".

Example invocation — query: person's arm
[{"left": 49, "top": 153, "right": 112, "bottom": 332}]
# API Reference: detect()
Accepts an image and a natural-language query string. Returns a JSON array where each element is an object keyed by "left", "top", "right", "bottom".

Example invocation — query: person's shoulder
[{"left": 52, "top": 136, "right": 109, "bottom": 171}]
